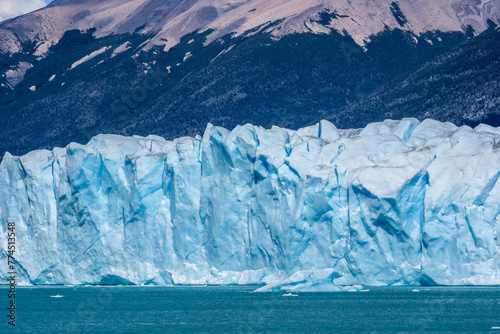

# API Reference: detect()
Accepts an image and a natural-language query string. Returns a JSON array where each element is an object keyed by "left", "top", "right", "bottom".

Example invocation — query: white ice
[{"left": 0, "top": 119, "right": 499, "bottom": 292}]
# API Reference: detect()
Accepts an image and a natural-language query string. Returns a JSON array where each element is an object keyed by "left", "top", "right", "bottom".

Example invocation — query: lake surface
[{"left": 1, "top": 285, "right": 499, "bottom": 333}]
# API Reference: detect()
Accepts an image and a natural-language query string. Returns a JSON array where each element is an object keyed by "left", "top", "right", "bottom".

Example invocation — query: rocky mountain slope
[
  {"left": 2, "top": 0, "right": 496, "bottom": 55},
  {"left": 0, "top": 0, "right": 499, "bottom": 157}
]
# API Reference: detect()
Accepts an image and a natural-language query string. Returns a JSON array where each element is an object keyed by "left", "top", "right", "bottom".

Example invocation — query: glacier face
[{"left": 0, "top": 118, "right": 499, "bottom": 291}]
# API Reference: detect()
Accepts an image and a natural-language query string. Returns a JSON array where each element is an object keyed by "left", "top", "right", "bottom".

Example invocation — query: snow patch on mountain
[
  {"left": 69, "top": 45, "right": 110, "bottom": 69},
  {"left": 111, "top": 41, "right": 131, "bottom": 57},
  {"left": 4, "top": 61, "right": 33, "bottom": 88}
]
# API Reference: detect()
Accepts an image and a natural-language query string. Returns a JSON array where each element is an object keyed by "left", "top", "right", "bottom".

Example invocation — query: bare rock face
[{"left": 1, "top": 0, "right": 498, "bottom": 56}]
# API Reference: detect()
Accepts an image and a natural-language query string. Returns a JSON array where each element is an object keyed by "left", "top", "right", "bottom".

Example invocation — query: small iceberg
[
  {"left": 50, "top": 295, "right": 64, "bottom": 298},
  {"left": 412, "top": 289, "right": 420, "bottom": 292},
  {"left": 282, "top": 293, "right": 298, "bottom": 297},
  {"left": 492, "top": 327, "right": 500, "bottom": 330},
  {"left": 345, "top": 285, "right": 364, "bottom": 292}
]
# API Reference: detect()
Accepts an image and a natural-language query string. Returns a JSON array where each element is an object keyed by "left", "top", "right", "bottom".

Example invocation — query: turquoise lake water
[{"left": 1, "top": 285, "right": 499, "bottom": 333}]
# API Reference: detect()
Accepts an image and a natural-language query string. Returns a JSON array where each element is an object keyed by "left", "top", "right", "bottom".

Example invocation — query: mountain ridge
[{"left": 1, "top": 0, "right": 498, "bottom": 56}]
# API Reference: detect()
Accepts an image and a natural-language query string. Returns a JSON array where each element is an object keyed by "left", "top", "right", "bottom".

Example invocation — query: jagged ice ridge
[{"left": 1, "top": 118, "right": 500, "bottom": 291}]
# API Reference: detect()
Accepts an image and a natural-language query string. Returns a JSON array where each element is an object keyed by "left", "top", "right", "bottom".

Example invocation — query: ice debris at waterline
[{"left": 1, "top": 119, "right": 500, "bottom": 292}]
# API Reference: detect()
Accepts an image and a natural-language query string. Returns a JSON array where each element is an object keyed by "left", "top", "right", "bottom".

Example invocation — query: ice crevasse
[{"left": 0, "top": 118, "right": 499, "bottom": 291}]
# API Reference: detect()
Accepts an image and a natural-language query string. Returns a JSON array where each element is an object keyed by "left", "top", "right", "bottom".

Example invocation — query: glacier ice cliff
[{"left": 1, "top": 118, "right": 499, "bottom": 291}]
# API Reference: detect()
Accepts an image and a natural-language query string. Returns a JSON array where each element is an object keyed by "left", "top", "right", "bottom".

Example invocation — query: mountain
[
  {"left": 337, "top": 24, "right": 500, "bottom": 127},
  {"left": 0, "top": 0, "right": 499, "bottom": 157},
  {"left": 1, "top": 119, "right": 499, "bottom": 290},
  {"left": 2, "top": 0, "right": 495, "bottom": 55}
]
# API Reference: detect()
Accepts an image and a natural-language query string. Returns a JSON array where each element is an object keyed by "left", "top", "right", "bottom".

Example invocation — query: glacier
[{"left": 1, "top": 118, "right": 499, "bottom": 291}]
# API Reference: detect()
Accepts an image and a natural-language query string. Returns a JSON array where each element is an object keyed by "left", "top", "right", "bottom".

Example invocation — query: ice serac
[{"left": 0, "top": 119, "right": 499, "bottom": 291}]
